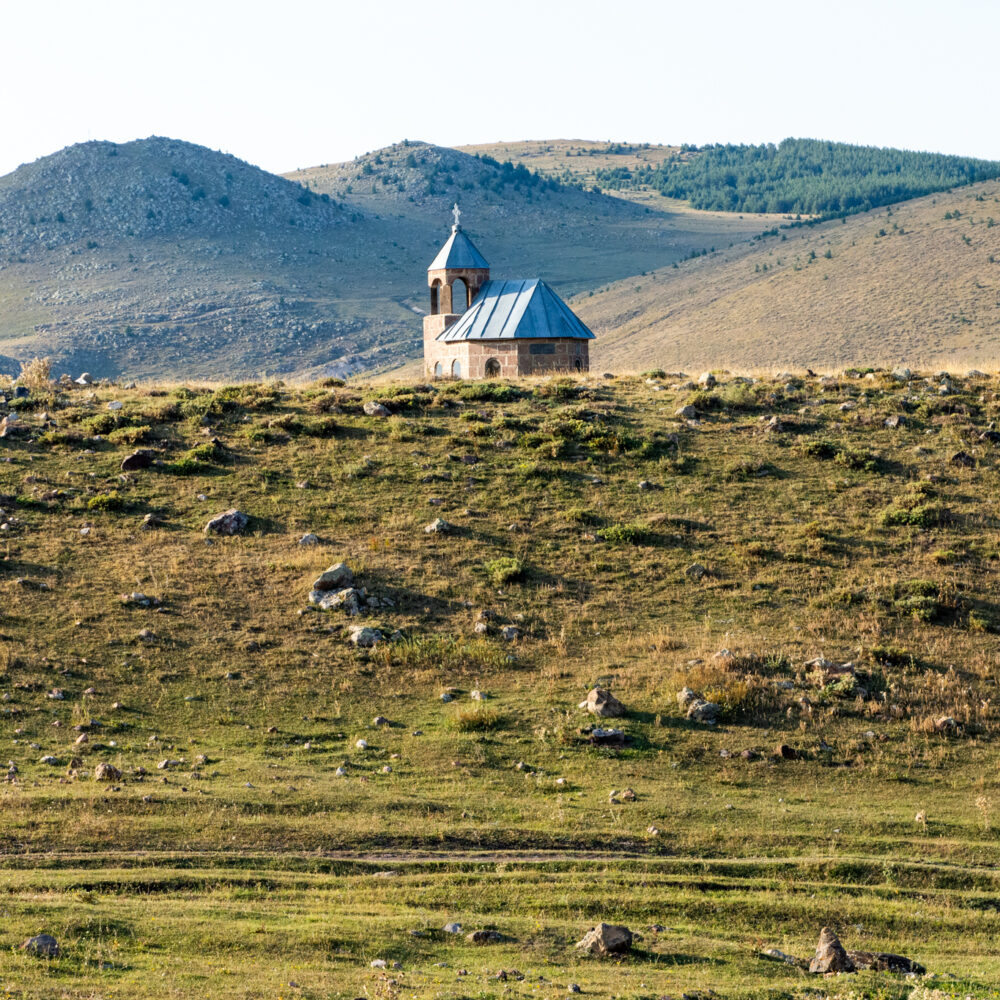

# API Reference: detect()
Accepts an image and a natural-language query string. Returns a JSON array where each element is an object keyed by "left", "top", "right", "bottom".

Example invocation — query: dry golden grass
[{"left": 577, "top": 180, "right": 1000, "bottom": 373}]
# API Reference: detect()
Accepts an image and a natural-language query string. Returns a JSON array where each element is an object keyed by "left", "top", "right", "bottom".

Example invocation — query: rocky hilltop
[{"left": 0, "top": 137, "right": 345, "bottom": 256}]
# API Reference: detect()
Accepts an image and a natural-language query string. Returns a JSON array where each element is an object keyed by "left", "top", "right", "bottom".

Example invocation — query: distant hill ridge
[
  {"left": 0, "top": 136, "right": 743, "bottom": 380},
  {"left": 592, "top": 138, "right": 1000, "bottom": 217},
  {"left": 0, "top": 137, "right": 346, "bottom": 256}
]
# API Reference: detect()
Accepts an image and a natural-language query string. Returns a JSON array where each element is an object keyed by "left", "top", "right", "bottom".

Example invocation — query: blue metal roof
[
  {"left": 428, "top": 226, "right": 489, "bottom": 271},
  {"left": 436, "top": 279, "right": 596, "bottom": 342}
]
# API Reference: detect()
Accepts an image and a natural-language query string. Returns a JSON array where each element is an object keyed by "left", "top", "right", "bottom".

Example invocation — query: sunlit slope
[{"left": 576, "top": 180, "right": 1000, "bottom": 372}]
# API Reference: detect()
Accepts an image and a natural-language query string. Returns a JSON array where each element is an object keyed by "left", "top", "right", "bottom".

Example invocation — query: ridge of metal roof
[
  {"left": 436, "top": 278, "right": 595, "bottom": 342},
  {"left": 427, "top": 226, "right": 490, "bottom": 271}
]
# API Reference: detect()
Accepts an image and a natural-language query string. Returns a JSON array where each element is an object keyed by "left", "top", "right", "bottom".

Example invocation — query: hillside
[
  {"left": 0, "top": 138, "right": 771, "bottom": 381},
  {"left": 457, "top": 138, "right": 696, "bottom": 209},
  {"left": 2, "top": 370, "right": 1000, "bottom": 997},
  {"left": 578, "top": 179, "right": 1000, "bottom": 372},
  {"left": 593, "top": 138, "right": 1000, "bottom": 217}
]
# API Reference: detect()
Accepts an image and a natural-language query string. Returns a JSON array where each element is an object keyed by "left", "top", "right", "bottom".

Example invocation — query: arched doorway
[
  {"left": 484, "top": 358, "right": 501, "bottom": 378},
  {"left": 574, "top": 358, "right": 582, "bottom": 372},
  {"left": 451, "top": 359, "right": 462, "bottom": 379},
  {"left": 450, "top": 278, "right": 468, "bottom": 315},
  {"left": 433, "top": 361, "right": 443, "bottom": 377}
]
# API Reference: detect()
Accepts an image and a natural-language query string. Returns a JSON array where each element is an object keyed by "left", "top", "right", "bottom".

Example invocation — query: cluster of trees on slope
[{"left": 594, "top": 138, "right": 1000, "bottom": 216}]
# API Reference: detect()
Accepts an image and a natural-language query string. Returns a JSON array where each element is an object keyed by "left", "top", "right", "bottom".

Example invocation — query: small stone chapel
[{"left": 422, "top": 205, "right": 595, "bottom": 379}]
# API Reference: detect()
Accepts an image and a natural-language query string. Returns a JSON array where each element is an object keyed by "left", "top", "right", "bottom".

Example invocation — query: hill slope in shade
[
  {"left": 0, "top": 139, "right": 770, "bottom": 380},
  {"left": 576, "top": 180, "right": 1000, "bottom": 372}
]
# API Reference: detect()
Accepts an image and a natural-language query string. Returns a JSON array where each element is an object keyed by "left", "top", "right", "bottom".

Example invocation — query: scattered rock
[
  {"left": 686, "top": 699, "right": 719, "bottom": 723},
  {"left": 891, "top": 367, "right": 912, "bottom": 382},
  {"left": 761, "top": 948, "right": 804, "bottom": 967},
  {"left": 94, "top": 762, "right": 122, "bottom": 782},
  {"left": 310, "top": 586, "right": 361, "bottom": 614},
  {"left": 312, "top": 563, "right": 353, "bottom": 591},
  {"left": 699, "top": 372, "right": 717, "bottom": 388},
  {"left": 685, "top": 563, "right": 707, "bottom": 581},
  {"left": 775, "top": 743, "right": 799, "bottom": 760},
  {"left": 847, "top": 950, "right": 925, "bottom": 974},
  {"left": 500, "top": 625, "right": 522, "bottom": 641},
  {"left": 576, "top": 922, "right": 633, "bottom": 956},
  {"left": 347, "top": 626, "right": 383, "bottom": 648},
  {"left": 425, "top": 518, "right": 451, "bottom": 534},
  {"left": 466, "top": 929, "right": 503, "bottom": 944},
  {"left": 120, "top": 449, "right": 155, "bottom": 471},
  {"left": 21, "top": 934, "right": 60, "bottom": 958},
  {"left": 363, "top": 401, "right": 391, "bottom": 417},
  {"left": 298, "top": 533, "right": 319, "bottom": 546},
  {"left": 950, "top": 451, "right": 975, "bottom": 468},
  {"left": 884, "top": 414, "right": 905, "bottom": 429},
  {"left": 583, "top": 687, "right": 626, "bottom": 718},
  {"left": 808, "top": 927, "right": 854, "bottom": 974},
  {"left": 443, "top": 922, "right": 462, "bottom": 934},
  {"left": 588, "top": 727, "right": 625, "bottom": 747},
  {"left": 675, "top": 404, "right": 697, "bottom": 419},
  {"left": 204, "top": 509, "right": 249, "bottom": 536}
]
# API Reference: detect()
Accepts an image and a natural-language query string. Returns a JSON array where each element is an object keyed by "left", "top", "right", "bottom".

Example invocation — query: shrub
[
  {"left": 452, "top": 382, "right": 520, "bottom": 403},
  {"left": 533, "top": 379, "right": 579, "bottom": 402},
  {"left": 17, "top": 357, "right": 52, "bottom": 392},
  {"left": 450, "top": 706, "right": 505, "bottom": 732},
  {"left": 879, "top": 503, "right": 946, "bottom": 528},
  {"left": 724, "top": 458, "right": 776, "bottom": 481},
  {"left": 802, "top": 439, "right": 838, "bottom": 459},
  {"left": 834, "top": 446, "right": 880, "bottom": 472},
  {"left": 86, "top": 490, "right": 126, "bottom": 512},
  {"left": 599, "top": 522, "right": 646, "bottom": 545},
  {"left": 484, "top": 557, "right": 524, "bottom": 587},
  {"left": 82, "top": 413, "right": 119, "bottom": 435},
  {"left": 106, "top": 425, "right": 151, "bottom": 445}
]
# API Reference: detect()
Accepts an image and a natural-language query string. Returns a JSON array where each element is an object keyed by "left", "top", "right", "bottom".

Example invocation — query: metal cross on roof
[{"left": 452, "top": 203, "right": 461, "bottom": 227}]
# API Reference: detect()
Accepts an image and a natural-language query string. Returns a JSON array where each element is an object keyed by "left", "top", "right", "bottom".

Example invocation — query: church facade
[{"left": 423, "top": 207, "right": 594, "bottom": 379}]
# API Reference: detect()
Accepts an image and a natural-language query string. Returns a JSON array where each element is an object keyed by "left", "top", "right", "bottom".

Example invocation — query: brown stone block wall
[
  {"left": 424, "top": 336, "right": 590, "bottom": 379},
  {"left": 517, "top": 339, "right": 590, "bottom": 375}
]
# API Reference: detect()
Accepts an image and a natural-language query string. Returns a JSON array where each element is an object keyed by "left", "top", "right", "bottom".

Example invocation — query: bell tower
[{"left": 423, "top": 204, "right": 490, "bottom": 348}]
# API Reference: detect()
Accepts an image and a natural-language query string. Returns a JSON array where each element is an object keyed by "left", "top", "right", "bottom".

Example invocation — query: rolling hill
[
  {"left": 0, "top": 138, "right": 770, "bottom": 381},
  {"left": 576, "top": 179, "right": 1000, "bottom": 372}
]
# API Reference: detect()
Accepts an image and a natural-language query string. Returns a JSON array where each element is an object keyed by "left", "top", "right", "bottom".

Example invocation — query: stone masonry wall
[{"left": 423, "top": 330, "right": 590, "bottom": 380}]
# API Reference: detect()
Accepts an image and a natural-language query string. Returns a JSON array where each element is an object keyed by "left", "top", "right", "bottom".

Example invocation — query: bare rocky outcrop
[
  {"left": 576, "top": 923, "right": 633, "bottom": 956},
  {"left": 808, "top": 927, "right": 854, "bottom": 973},
  {"left": 21, "top": 934, "right": 60, "bottom": 958},
  {"left": 583, "top": 688, "right": 626, "bottom": 718},
  {"left": 204, "top": 509, "right": 249, "bottom": 535}
]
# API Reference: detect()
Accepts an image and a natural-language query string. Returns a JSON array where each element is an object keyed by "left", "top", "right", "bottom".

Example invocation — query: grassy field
[
  {"left": 575, "top": 180, "right": 1000, "bottom": 373},
  {"left": 2, "top": 368, "right": 1000, "bottom": 997}
]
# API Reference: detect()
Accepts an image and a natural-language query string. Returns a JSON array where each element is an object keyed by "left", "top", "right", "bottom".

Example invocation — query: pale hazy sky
[{"left": 2, "top": 0, "right": 997, "bottom": 177}]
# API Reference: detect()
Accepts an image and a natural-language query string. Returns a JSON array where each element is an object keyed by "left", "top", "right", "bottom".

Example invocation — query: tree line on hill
[{"left": 594, "top": 138, "right": 1000, "bottom": 217}]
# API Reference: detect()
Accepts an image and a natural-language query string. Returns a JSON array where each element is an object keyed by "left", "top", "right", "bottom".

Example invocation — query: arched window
[
  {"left": 451, "top": 359, "right": 462, "bottom": 379},
  {"left": 433, "top": 361, "right": 443, "bottom": 377},
  {"left": 484, "top": 358, "right": 501, "bottom": 378},
  {"left": 574, "top": 358, "right": 582, "bottom": 372},
  {"left": 430, "top": 279, "right": 441, "bottom": 315},
  {"left": 450, "top": 277, "right": 468, "bottom": 315}
]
